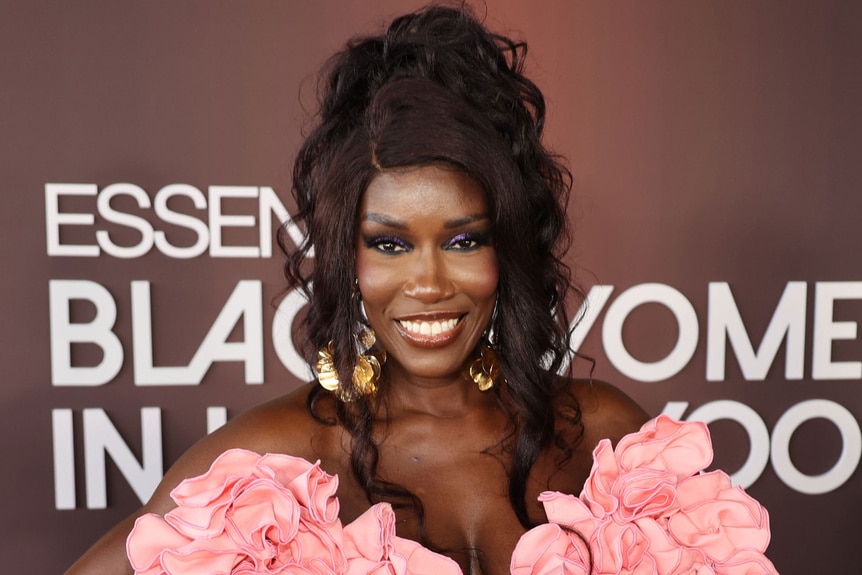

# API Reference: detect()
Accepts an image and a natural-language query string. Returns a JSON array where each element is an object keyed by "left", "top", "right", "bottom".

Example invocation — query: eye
[
  {"left": 445, "top": 232, "right": 489, "bottom": 251},
  {"left": 364, "top": 235, "right": 410, "bottom": 254}
]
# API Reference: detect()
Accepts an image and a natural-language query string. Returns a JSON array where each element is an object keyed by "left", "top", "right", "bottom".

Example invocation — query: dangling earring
[
  {"left": 314, "top": 283, "right": 386, "bottom": 401},
  {"left": 468, "top": 299, "right": 503, "bottom": 391},
  {"left": 468, "top": 345, "right": 502, "bottom": 391},
  {"left": 315, "top": 326, "right": 386, "bottom": 401}
]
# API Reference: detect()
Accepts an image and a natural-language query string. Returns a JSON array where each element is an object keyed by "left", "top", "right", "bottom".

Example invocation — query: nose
[{"left": 403, "top": 249, "right": 454, "bottom": 302}]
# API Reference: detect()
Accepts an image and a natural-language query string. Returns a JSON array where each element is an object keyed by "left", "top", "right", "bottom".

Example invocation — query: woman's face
[{"left": 355, "top": 164, "right": 499, "bottom": 383}]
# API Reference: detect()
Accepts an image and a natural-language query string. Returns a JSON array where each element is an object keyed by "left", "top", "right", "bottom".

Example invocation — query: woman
[{"left": 67, "top": 6, "right": 712, "bottom": 575}]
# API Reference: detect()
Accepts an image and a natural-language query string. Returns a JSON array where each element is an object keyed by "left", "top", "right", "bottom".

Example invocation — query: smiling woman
[
  {"left": 64, "top": 5, "right": 780, "bottom": 575},
  {"left": 272, "top": 6, "right": 654, "bottom": 571}
]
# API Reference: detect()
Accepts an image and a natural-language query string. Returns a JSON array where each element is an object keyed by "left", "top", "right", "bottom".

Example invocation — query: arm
[{"left": 64, "top": 386, "right": 322, "bottom": 575}]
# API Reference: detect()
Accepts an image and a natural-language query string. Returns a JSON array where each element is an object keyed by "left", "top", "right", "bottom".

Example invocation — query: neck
[{"left": 381, "top": 368, "right": 496, "bottom": 419}]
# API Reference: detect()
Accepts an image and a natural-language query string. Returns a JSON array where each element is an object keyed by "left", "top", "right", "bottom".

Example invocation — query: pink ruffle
[
  {"left": 510, "top": 523, "right": 590, "bottom": 575},
  {"left": 128, "top": 416, "right": 778, "bottom": 575},
  {"left": 514, "top": 415, "right": 778, "bottom": 575},
  {"left": 343, "top": 503, "right": 461, "bottom": 575},
  {"left": 126, "top": 449, "right": 461, "bottom": 575},
  {"left": 126, "top": 449, "right": 346, "bottom": 575}
]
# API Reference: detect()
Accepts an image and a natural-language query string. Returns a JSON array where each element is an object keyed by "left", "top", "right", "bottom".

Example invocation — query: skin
[
  {"left": 356, "top": 165, "right": 499, "bottom": 401},
  {"left": 65, "top": 165, "right": 649, "bottom": 575}
]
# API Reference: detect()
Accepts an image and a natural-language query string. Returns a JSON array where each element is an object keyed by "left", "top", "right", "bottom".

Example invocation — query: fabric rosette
[
  {"left": 512, "top": 415, "right": 779, "bottom": 575},
  {"left": 126, "top": 448, "right": 462, "bottom": 575},
  {"left": 126, "top": 449, "right": 346, "bottom": 575}
]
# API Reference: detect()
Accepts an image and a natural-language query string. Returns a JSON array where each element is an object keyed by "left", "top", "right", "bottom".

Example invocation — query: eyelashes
[
  {"left": 362, "top": 231, "right": 491, "bottom": 254},
  {"left": 363, "top": 235, "right": 409, "bottom": 253},
  {"left": 445, "top": 231, "right": 490, "bottom": 250}
]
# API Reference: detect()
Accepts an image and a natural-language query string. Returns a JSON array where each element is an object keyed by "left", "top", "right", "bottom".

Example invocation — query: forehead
[{"left": 360, "top": 164, "right": 488, "bottom": 219}]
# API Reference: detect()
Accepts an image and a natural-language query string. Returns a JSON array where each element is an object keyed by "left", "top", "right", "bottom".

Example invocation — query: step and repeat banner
[{"left": 2, "top": 1, "right": 859, "bottom": 573}]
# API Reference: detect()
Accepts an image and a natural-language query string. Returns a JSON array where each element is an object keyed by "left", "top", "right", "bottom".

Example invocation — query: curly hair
[{"left": 279, "top": 4, "right": 583, "bottom": 539}]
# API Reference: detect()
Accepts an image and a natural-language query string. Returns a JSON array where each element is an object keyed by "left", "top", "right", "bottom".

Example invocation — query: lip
[{"left": 393, "top": 313, "right": 466, "bottom": 349}]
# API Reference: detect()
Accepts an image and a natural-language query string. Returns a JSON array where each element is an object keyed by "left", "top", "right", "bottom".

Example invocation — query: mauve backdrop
[{"left": 1, "top": 1, "right": 860, "bottom": 573}]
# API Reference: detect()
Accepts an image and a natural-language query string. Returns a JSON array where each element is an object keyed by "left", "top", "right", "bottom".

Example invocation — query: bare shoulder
[
  {"left": 209, "top": 382, "right": 328, "bottom": 457},
  {"left": 559, "top": 378, "right": 651, "bottom": 450},
  {"left": 65, "top": 383, "right": 337, "bottom": 575},
  {"left": 143, "top": 382, "right": 338, "bottom": 515}
]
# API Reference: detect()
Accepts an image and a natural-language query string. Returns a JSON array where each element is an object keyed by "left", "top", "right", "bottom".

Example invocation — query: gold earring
[
  {"left": 315, "top": 326, "right": 386, "bottom": 401},
  {"left": 468, "top": 345, "right": 502, "bottom": 391}
]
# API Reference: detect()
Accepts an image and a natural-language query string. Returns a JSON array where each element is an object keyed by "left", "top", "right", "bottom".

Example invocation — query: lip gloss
[{"left": 394, "top": 315, "right": 465, "bottom": 349}]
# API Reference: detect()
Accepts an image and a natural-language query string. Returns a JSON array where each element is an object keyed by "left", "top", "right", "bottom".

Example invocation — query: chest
[{"left": 319, "top": 417, "right": 592, "bottom": 575}]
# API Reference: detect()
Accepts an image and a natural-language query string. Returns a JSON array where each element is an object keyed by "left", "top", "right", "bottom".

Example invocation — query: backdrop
[{"left": 2, "top": 1, "right": 859, "bottom": 573}]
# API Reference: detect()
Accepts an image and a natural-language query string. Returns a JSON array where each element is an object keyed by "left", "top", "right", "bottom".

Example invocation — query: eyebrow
[{"left": 361, "top": 212, "right": 490, "bottom": 229}]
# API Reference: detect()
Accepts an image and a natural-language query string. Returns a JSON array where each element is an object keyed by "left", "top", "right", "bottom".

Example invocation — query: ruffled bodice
[{"left": 126, "top": 416, "right": 777, "bottom": 575}]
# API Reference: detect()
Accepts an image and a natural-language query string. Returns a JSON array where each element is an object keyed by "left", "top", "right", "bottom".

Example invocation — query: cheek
[
  {"left": 355, "top": 250, "right": 396, "bottom": 308},
  {"left": 460, "top": 252, "right": 499, "bottom": 301}
]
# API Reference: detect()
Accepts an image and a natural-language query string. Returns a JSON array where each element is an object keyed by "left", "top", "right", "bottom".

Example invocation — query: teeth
[{"left": 399, "top": 318, "right": 459, "bottom": 336}]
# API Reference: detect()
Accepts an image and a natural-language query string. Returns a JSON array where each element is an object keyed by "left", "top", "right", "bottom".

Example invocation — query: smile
[
  {"left": 397, "top": 317, "right": 460, "bottom": 336},
  {"left": 393, "top": 314, "right": 466, "bottom": 349}
]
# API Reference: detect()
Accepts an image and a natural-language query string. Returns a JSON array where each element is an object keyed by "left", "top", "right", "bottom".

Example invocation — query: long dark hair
[{"left": 280, "top": 5, "right": 582, "bottom": 538}]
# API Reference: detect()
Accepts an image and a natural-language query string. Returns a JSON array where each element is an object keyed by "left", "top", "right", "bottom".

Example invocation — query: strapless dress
[{"left": 126, "top": 415, "right": 777, "bottom": 575}]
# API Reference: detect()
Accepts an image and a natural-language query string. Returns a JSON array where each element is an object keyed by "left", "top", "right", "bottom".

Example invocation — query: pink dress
[{"left": 126, "top": 416, "right": 778, "bottom": 575}]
